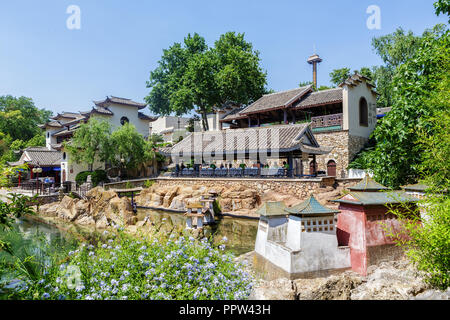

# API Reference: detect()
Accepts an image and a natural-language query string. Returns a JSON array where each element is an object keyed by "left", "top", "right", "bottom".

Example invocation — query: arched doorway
[
  {"left": 309, "top": 160, "right": 317, "bottom": 175},
  {"left": 327, "top": 160, "right": 337, "bottom": 177}
]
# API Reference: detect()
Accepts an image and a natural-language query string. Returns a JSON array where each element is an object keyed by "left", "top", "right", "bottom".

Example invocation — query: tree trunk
[{"left": 200, "top": 109, "right": 209, "bottom": 131}]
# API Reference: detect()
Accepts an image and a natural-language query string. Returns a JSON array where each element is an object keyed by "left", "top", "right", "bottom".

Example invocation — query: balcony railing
[{"left": 311, "top": 113, "right": 343, "bottom": 129}]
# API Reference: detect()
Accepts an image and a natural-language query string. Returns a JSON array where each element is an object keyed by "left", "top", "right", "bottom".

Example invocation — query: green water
[{"left": 137, "top": 209, "right": 259, "bottom": 256}]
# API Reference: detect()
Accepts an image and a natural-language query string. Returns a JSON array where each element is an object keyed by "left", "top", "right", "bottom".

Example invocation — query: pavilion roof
[
  {"left": 293, "top": 88, "right": 343, "bottom": 110},
  {"left": 94, "top": 96, "right": 147, "bottom": 109},
  {"left": 332, "top": 191, "right": 419, "bottom": 206},
  {"left": 240, "top": 86, "right": 312, "bottom": 115},
  {"left": 170, "top": 123, "right": 330, "bottom": 157},
  {"left": 348, "top": 175, "right": 390, "bottom": 192},
  {"left": 285, "top": 195, "right": 339, "bottom": 216}
]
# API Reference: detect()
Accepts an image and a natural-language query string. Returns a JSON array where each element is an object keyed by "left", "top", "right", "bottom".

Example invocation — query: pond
[{"left": 137, "top": 208, "right": 259, "bottom": 256}]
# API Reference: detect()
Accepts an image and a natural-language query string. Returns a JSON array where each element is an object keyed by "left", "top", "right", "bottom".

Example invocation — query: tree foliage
[
  {"left": 352, "top": 25, "right": 449, "bottom": 188},
  {"left": 0, "top": 96, "right": 52, "bottom": 164},
  {"left": 108, "top": 123, "right": 154, "bottom": 170},
  {"left": 146, "top": 32, "right": 267, "bottom": 130},
  {"left": 64, "top": 118, "right": 112, "bottom": 167}
]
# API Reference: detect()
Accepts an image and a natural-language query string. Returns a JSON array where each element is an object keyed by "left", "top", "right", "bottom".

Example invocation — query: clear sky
[{"left": 0, "top": 0, "right": 446, "bottom": 116}]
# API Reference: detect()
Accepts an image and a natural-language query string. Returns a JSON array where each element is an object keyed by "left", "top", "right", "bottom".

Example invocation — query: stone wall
[
  {"left": 155, "top": 177, "right": 329, "bottom": 200},
  {"left": 313, "top": 131, "right": 368, "bottom": 178}
]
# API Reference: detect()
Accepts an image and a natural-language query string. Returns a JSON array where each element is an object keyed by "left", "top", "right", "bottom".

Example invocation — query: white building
[
  {"left": 150, "top": 116, "right": 192, "bottom": 143},
  {"left": 254, "top": 197, "right": 350, "bottom": 279},
  {"left": 38, "top": 96, "right": 157, "bottom": 183}
]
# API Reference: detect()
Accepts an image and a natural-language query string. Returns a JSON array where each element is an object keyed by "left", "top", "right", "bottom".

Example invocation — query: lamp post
[{"left": 32, "top": 166, "right": 43, "bottom": 194}]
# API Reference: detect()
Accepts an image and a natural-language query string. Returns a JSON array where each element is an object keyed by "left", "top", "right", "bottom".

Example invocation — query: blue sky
[{"left": 0, "top": 0, "right": 446, "bottom": 116}]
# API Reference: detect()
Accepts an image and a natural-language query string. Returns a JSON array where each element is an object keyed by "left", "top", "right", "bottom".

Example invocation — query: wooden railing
[{"left": 311, "top": 113, "right": 343, "bottom": 129}]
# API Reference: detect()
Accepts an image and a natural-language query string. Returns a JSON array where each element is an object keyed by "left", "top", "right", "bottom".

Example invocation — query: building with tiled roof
[
  {"left": 35, "top": 95, "right": 157, "bottom": 183},
  {"left": 205, "top": 61, "right": 379, "bottom": 178}
]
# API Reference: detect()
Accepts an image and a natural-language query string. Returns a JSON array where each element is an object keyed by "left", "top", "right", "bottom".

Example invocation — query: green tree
[
  {"left": 0, "top": 96, "right": 52, "bottom": 142},
  {"left": 329, "top": 68, "right": 351, "bottom": 86},
  {"left": 352, "top": 25, "right": 449, "bottom": 188},
  {"left": 108, "top": 123, "right": 153, "bottom": 170},
  {"left": 146, "top": 32, "right": 267, "bottom": 130},
  {"left": 434, "top": 0, "right": 450, "bottom": 22},
  {"left": 64, "top": 118, "right": 112, "bottom": 168}
]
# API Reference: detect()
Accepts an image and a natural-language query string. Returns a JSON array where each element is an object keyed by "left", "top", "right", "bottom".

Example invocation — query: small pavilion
[
  {"left": 333, "top": 175, "right": 419, "bottom": 275},
  {"left": 254, "top": 198, "right": 350, "bottom": 279}
]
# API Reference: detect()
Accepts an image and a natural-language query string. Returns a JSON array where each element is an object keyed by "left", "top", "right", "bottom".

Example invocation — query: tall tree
[
  {"left": 146, "top": 32, "right": 267, "bottom": 130},
  {"left": 329, "top": 68, "right": 351, "bottom": 86}
]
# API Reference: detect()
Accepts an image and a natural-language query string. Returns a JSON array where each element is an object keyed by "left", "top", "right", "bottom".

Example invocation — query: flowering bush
[{"left": 13, "top": 230, "right": 253, "bottom": 300}]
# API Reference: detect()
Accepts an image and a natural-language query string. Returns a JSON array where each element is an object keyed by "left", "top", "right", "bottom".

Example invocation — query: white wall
[
  {"left": 91, "top": 103, "right": 150, "bottom": 138},
  {"left": 342, "top": 81, "right": 377, "bottom": 138}
]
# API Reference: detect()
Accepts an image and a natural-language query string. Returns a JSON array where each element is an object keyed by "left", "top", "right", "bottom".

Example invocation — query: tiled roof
[
  {"left": 38, "top": 121, "right": 63, "bottom": 129},
  {"left": 94, "top": 96, "right": 147, "bottom": 109},
  {"left": 138, "top": 112, "right": 157, "bottom": 121},
  {"left": 170, "top": 123, "right": 329, "bottom": 156},
  {"left": 285, "top": 196, "right": 339, "bottom": 215},
  {"left": 333, "top": 191, "right": 419, "bottom": 206},
  {"left": 348, "top": 175, "right": 390, "bottom": 192},
  {"left": 294, "top": 88, "right": 343, "bottom": 109},
  {"left": 256, "top": 201, "right": 287, "bottom": 216},
  {"left": 51, "top": 112, "right": 83, "bottom": 120},
  {"left": 401, "top": 183, "right": 430, "bottom": 192},
  {"left": 21, "top": 148, "right": 62, "bottom": 166},
  {"left": 91, "top": 106, "right": 114, "bottom": 115},
  {"left": 339, "top": 73, "right": 378, "bottom": 95},
  {"left": 220, "top": 107, "right": 247, "bottom": 122},
  {"left": 241, "top": 86, "right": 312, "bottom": 115}
]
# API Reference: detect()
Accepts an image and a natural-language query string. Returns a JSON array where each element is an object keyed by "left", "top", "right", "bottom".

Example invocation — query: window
[
  {"left": 47, "top": 132, "right": 50, "bottom": 138},
  {"left": 120, "top": 116, "right": 129, "bottom": 125},
  {"left": 63, "top": 152, "right": 66, "bottom": 160},
  {"left": 359, "top": 97, "right": 368, "bottom": 127}
]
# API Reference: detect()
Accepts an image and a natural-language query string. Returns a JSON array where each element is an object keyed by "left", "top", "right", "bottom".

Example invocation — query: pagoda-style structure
[
  {"left": 184, "top": 201, "right": 215, "bottom": 229},
  {"left": 333, "top": 175, "right": 419, "bottom": 275},
  {"left": 254, "top": 198, "right": 350, "bottom": 279}
]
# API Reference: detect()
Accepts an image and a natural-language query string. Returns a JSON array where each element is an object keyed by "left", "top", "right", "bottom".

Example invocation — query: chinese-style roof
[
  {"left": 138, "top": 112, "right": 157, "bottom": 121},
  {"left": 91, "top": 106, "right": 114, "bottom": 116},
  {"left": 332, "top": 191, "right": 419, "bottom": 206},
  {"left": 38, "top": 121, "right": 64, "bottom": 129},
  {"left": 186, "top": 202, "right": 204, "bottom": 209},
  {"left": 339, "top": 73, "right": 378, "bottom": 96},
  {"left": 240, "top": 86, "right": 312, "bottom": 115},
  {"left": 51, "top": 112, "right": 83, "bottom": 120},
  {"left": 94, "top": 96, "right": 147, "bottom": 109},
  {"left": 285, "top": 195, "right": 339, "bottom": 216},
  {"left": 401, "top": 183, "right": 430, "bottom": 192},
  {"left": 170, "top": 123, "right": 330, "bottom": 157},
  {"left": 220, "top": 107, "right": 248, "bottom": 122},
  {"left": 293, "top": 88, "right": 343, "bottom": 109},
  {"left": 348, "top": 175, "right": 390, "bottom": 192},
  {"left": 15, "top": 147, "right": 62, "bottom": 166},
  {"left": 256, "top": 201, "right": 287, "bottom": 217}
]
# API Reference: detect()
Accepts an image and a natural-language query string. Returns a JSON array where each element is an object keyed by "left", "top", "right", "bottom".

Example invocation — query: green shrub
[
  {"left": 387, "top": 195, "right": 450, "bottom": 290},
  {"left": 75, "top": 170, "right": 109, "bottom": 187},
  {"left": 75, "top": 171, "right": 91, "bottom": 186},
  {"left": 143, "top": 180, "right": 154, "bottom": 189},
  {"left": 12, "top": 230, "right": 253, "bottom": 300}
]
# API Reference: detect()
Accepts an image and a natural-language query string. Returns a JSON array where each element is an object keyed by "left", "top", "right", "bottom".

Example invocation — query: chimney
[{"left": 307, "top": 54, "right": 323, "bottom": 90}]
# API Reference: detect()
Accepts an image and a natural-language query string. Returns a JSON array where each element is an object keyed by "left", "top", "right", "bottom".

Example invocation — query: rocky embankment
[
  {"left": 236, "top": 252, "right": 449, "bottom": 300},
  {"left": 38, "top": 187, "right": 136, "bottom": 228},
  {"left": 135, "top": 182, "right": 345, "bottom": 216}
]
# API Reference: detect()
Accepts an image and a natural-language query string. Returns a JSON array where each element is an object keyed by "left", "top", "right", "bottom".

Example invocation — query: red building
[{"left": 333, "top": 175, "right": 419, "bottom": 275}]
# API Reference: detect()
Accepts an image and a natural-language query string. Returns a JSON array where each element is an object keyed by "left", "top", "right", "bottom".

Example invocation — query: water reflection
[{"left": 138, "top": 209, "right": 258, "bottom": 256}]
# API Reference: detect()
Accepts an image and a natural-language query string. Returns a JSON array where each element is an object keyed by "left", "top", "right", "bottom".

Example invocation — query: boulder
[{"left": 250, "top": 278, "right": 297, "bottom": 300}]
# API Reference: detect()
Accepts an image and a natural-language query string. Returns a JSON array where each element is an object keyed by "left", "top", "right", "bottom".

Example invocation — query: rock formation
[{"left": 38, "top": 187, "right": 136, "bottom": 229}]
